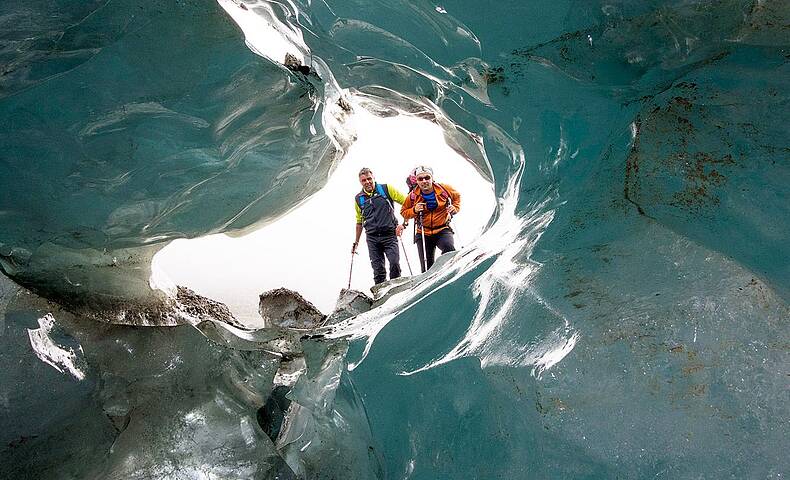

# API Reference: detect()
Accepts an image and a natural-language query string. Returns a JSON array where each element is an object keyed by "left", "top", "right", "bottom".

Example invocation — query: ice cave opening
[{"left": 151, "top": 103, "right": 497, "bottom": 324}]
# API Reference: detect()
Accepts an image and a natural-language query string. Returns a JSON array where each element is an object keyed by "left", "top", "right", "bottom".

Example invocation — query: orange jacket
[{"left": 401, "top": 183, "right": 461, "bottom": 236}]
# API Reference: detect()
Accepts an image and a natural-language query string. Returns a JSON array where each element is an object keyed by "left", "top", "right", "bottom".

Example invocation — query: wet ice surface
[
  {"left": 0, "top": 279, "right": 381, "bottom": 479},
  {"left": 0, "top": 0, "right": 340, "bottom": 311},
  {"left": 1, "top": 0, "right": 789, "bottom": 478}
]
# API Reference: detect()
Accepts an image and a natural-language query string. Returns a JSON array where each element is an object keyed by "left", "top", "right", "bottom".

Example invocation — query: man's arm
[
  {"left": 387, "top": 184, "right": 407, "bottom": 205},
  {"left": 353, "top": 202, "right": 363, "bottom": 253},
  {"left": 447, "top": 184, "right": 461, "bottom": 215},
  {"left": 353, "top": 223, "right": 363, "bottom": 253},
  {"left": 386, "top": 184, "right": 408, "bottom": 236},
  {"left": 400, "top": 194, "right": 416, "bottom": 220}
]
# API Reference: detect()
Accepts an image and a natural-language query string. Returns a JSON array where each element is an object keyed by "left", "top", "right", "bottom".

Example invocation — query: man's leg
[
  {"left": 366, "top": 236, "right": 386, "bottom": 284},
  {"left": 383, "top": 235, "right": 401, "bottom": 280},
  {"left": 424, "top": 234, "right": 439, "bottom": 270},
  {"left": 435, "top": 229, "right": 456, "bottom": 254},
  {"left": 415, "top": 233, "right": 426, "bottom": 273}
]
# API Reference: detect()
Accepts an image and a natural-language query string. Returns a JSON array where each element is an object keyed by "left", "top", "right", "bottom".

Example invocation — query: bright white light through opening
[{"left": 152, "top": 107, "right": 496, "bottom": 325}]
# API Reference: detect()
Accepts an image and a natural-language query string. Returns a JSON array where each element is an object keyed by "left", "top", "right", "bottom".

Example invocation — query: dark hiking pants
[
  {"left": 367, "top": 234, "right": 401, "bottom": 285},
  {"left": 415, "top": 229, "right": 455, "bottom": 273}
]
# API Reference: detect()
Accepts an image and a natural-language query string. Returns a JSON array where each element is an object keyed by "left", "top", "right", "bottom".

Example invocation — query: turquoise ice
[{"left": 0, "top": 0, "right": 787, "bottom": 478}]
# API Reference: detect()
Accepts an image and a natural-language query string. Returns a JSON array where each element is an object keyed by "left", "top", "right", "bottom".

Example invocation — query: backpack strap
[
  {"left": 376, "top": 183, "right": 394, "bottom": 207},
  {"left": 434, "top": 183, "right": 454, "bottom": 227},
  {"left": 357, "top": 183, "right": 390, "bottom": 208},
  {"left": 375, "top": 183, "right": 386, "bottom": 199},
  {"left": 410, "top": 184, "right": 450, "bottom": 204},
  {"left": 435, "top": 182, "right": 451, "bottom": 204}
]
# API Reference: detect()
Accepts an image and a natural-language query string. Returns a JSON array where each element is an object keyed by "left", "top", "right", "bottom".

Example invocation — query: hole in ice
[{"left": 151, "top": 105, "right": 496, "bottom": 326}]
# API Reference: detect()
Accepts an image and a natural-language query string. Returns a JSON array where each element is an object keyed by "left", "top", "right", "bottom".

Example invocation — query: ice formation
[{"left": 0, "top": 0, "right": 787, "bottom": 478}]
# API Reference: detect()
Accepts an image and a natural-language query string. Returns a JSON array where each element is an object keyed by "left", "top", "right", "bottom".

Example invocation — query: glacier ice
[
  {"left": 1, "top": 0, "right": 788, "bottom": 478},
  {"left": 0, "top": 0, "right": 341, "bottom": 315}
]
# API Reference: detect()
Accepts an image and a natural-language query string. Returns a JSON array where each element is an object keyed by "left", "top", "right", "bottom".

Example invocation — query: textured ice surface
[
  {"left": 1, "top": 0, "right": 788, "bottom": 478},
  {"left": 0, "top": 0, "right": 340, "bottom": 310},
  {"left": 1, "top": 280, "right": 380, "bottom": 479}
]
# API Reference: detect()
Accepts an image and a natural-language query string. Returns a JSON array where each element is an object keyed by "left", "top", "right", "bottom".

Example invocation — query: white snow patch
[
  {"left": 217, "top": 0, "right": 309, "bottom": 66},
  {"left": 27, "top": 314, "right": 86, "bottom": 381}
]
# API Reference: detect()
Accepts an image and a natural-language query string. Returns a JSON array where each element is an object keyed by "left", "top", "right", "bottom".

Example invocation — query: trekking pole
[
  {"left": 347, "top": 248, "right": 356, "bottom": 289},
  {"left": 418, "top": 211, "right": 428, "bottom": 273},
  {"left": 399, "top": 235, "right": 413, "bottom": 276}
]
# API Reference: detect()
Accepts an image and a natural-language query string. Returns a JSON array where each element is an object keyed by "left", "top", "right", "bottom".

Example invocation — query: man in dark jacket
[{"left": 352, "top": 168, "right": 406, "bottom": 285}]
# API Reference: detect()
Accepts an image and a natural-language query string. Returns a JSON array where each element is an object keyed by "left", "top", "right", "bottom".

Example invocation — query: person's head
[
  {"left": 413, "top": 165, "right": 434, "bottom": 193},
  {"left": 358, "top": 167, "right": 375, "bottom": 192}
]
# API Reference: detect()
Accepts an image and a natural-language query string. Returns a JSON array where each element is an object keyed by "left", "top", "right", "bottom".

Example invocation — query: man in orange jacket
[{"left": 401, "top": 166, "right": 461, "bottom": 272}]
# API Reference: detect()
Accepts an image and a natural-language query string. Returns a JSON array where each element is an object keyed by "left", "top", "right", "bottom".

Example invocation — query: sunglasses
[{"left": 417, "top": 175, "right": 432, "bottom": 181}]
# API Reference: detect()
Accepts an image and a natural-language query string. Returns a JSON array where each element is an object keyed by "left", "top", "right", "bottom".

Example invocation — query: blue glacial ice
[{"left": 0, "top": 0, "right": 788, "bottom": 478}]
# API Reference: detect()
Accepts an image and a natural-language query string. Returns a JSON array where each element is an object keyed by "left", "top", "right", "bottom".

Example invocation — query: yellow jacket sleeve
[
  {"left": 386, "top": 184, "right": 406, "bottom": 205},
  {"left": 355, "top": 199, "right": 363, "bottom": 224}
]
